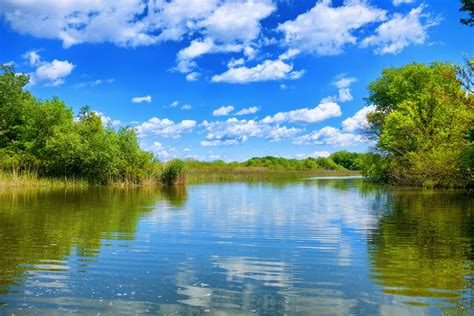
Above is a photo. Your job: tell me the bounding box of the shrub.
[160,160,186,185]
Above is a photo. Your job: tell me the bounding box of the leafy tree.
[362,62,473,187]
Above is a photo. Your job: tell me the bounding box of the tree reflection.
[0,186,188,298]
[368,189,474,309]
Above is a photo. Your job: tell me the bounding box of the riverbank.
[0,169,361,188]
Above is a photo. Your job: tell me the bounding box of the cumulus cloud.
[135,117,196,138]
[235,106,259,115]
[211,59,304,83]
[22,50,74,86]
[199,0,275,43]
[132,95,152,103]
[361,5,440,55]
[213,105,235,116]
[341,105,375,132]
[200,117,301,146]
[293,126,365,146]
[261,102,341,124]
[278,0,387,55]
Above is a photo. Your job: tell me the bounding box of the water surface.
[0,179,472,315]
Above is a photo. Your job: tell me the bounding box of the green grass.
[0,171,89,188]
[187,167,360,183]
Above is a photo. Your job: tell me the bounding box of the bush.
[160,160,186,185]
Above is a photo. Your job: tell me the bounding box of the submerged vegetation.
[360,60,473,188]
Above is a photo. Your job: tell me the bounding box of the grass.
[0,168,361,188]
[186,167,361,183]
[0,171,89,188]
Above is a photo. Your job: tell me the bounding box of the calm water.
[0,179,472,315]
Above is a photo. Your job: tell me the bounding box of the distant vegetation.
[360,60,473,188]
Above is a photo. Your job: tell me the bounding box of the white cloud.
[278,0,386,55]
[235,106,259,115]
[341,105,375,132]
[22,51,74,86]
[296,151,331,159]
[211,59,304,84]
[132,95,152,103]
[227,58,245,68]
[293,126,365,146]
[199,0,275,43]
[135,117,196,138]
[266,126,301,141]
[23,50,41,66]
[181,104,192,110]
[200,117,300,146]
[334,76,357,102]
[262,101,341,124]
[74,78,114,88]
[170,100,179,108]
[36,59,74,81]
[279,48,300,60]
[213,105,234,116]
[94,111,121,128]
[186,72,200,81]
[361,5,439,55]
[393,0,415,6]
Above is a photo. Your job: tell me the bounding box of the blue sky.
[0,0,472,161]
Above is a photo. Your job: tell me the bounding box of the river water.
[0,178,472,315]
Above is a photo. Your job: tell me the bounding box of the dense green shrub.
[160,160,186,185]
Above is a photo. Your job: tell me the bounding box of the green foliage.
[329,151,365,170]
[243,156,343,170]
[0,66,160,184]
[460,0,474,26]
[160,160,186,185]
[362,61,474,187]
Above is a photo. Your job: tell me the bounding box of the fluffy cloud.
[235,106,259,115]
[393,0,415,6]
[361,5,439,55]
[135,117,196,138]
[211,59,304,83]
[22,51,74,86]
[341,105,375,132]
[261,102,341,124]
[334,76,356,102]
[213,105,235,116]
[200,117,301,146]
[132,95,152,103]
[266,126,301,142]
[293,126,365,146]
[199,0,275,43]
[278,0,386,55]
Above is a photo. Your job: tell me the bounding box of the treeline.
[360,60,473,188]
[0,65,161,184]
[184,151,365,171]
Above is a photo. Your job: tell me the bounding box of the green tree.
[362,62,473,187]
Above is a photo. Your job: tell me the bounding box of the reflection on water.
[0,180,472,314]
